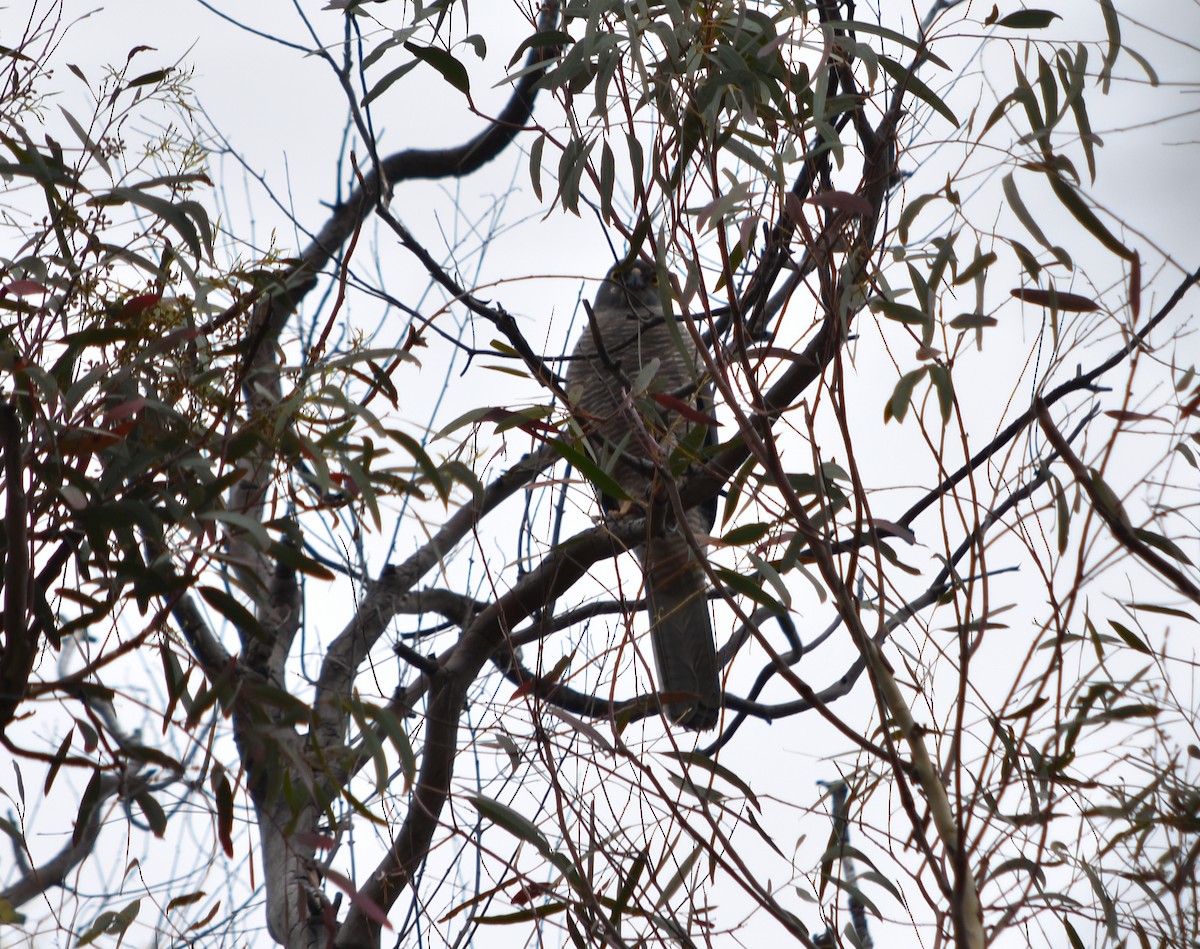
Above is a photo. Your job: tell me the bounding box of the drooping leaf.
[550,438,630,503]
[213,767,235,857]
[403,42,470,95]
[884,369,926,424]
[471,794,555,859]
[362,60,419,107]
[878,55,959,128]
[1010,287,1100,312]
[1097,0,1121,91]
[1046,172,1135,261]
[507,29,573,69]
[996,10,1061,30]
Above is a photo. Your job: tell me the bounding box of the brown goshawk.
[566,260,720,730]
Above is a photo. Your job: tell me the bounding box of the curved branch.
[898,262,1200,530]
[252,1,565,348]
[314,447,559,764]
[334,515,654,948]
[0,773,124,910]
[1037,399,1200,606]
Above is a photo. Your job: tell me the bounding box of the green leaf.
[76,899,141,947]
[134,790,168,837]
[983,856,1048,889]
[714,566,788,614]
[471,794,555,859]
[1124,44,1159,87]
[1002,173,1053,254]
[391,428,451,503]
[825,20,950,69]
[878,55,959,128]
[667,772,725,803]
[507,29,573,69]
[403,42,470,95]
[927,364,954,421]
[747,550,792,610]
[126,68,170,89]
[366,705,416,792]
[898,193,938,244]
[870,297,927,326]
[1133,527,1193,565]
[953,250,997,285]
[73,770,104,847]
[949,313,997,330]
[1109,620,1153,655]
[662,750,760,809]
[655,844,701,909]
[599,140,615,223]
[609,849,649,928]
[362,25,418,71]
[550,438,630,503]
[1126,601,1195,623]
[997,10,1061,30]
[43,729,73,795]
[1054,477,1070,555]
[1010,287,1099,312]
[720,455,755,528]
[199,585,266,641]
[529,133,545,201]
[1097,0,1121,91]
[461,34,486,59]
[362,60,419,107]
[200,509,271,551]
[884,368,926,424]
[557,136,595,215]
[1062,918,1088,949]
[349,698,389,793]
[475,904,569,924]
[89,187,213,262]
[1059,45,1096,182]
[59,107,111,175]
[269,541,336,582]
[721,522,770,546]
[1046,172,1135,261]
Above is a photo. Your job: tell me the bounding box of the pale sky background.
[3,0,1200,946]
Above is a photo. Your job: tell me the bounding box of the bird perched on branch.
[565,259,720,730]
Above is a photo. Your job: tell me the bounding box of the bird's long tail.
[642,534,721,731]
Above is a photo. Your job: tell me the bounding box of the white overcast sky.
[4,0,1200,946]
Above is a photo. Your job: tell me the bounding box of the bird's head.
[594,259,663,313]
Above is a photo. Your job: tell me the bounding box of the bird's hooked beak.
[622,263,652,291]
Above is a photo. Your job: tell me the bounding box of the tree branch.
[0,774,125,911]
[1037,399,1200,606]
[335,515,655,947]
[249,1,565,351]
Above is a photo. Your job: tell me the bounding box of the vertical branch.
[0,403,31,738]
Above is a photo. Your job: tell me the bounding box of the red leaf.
[290,832,336,850]
[1,279,49,297]
[323,870,394,930]
[104,397,146,423]
[1104,410,1164,423]
[512,882,554,905]
[651,393,719,426]
[59,427,122,455]
[118,293,162,319]
[806,190,873,216]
